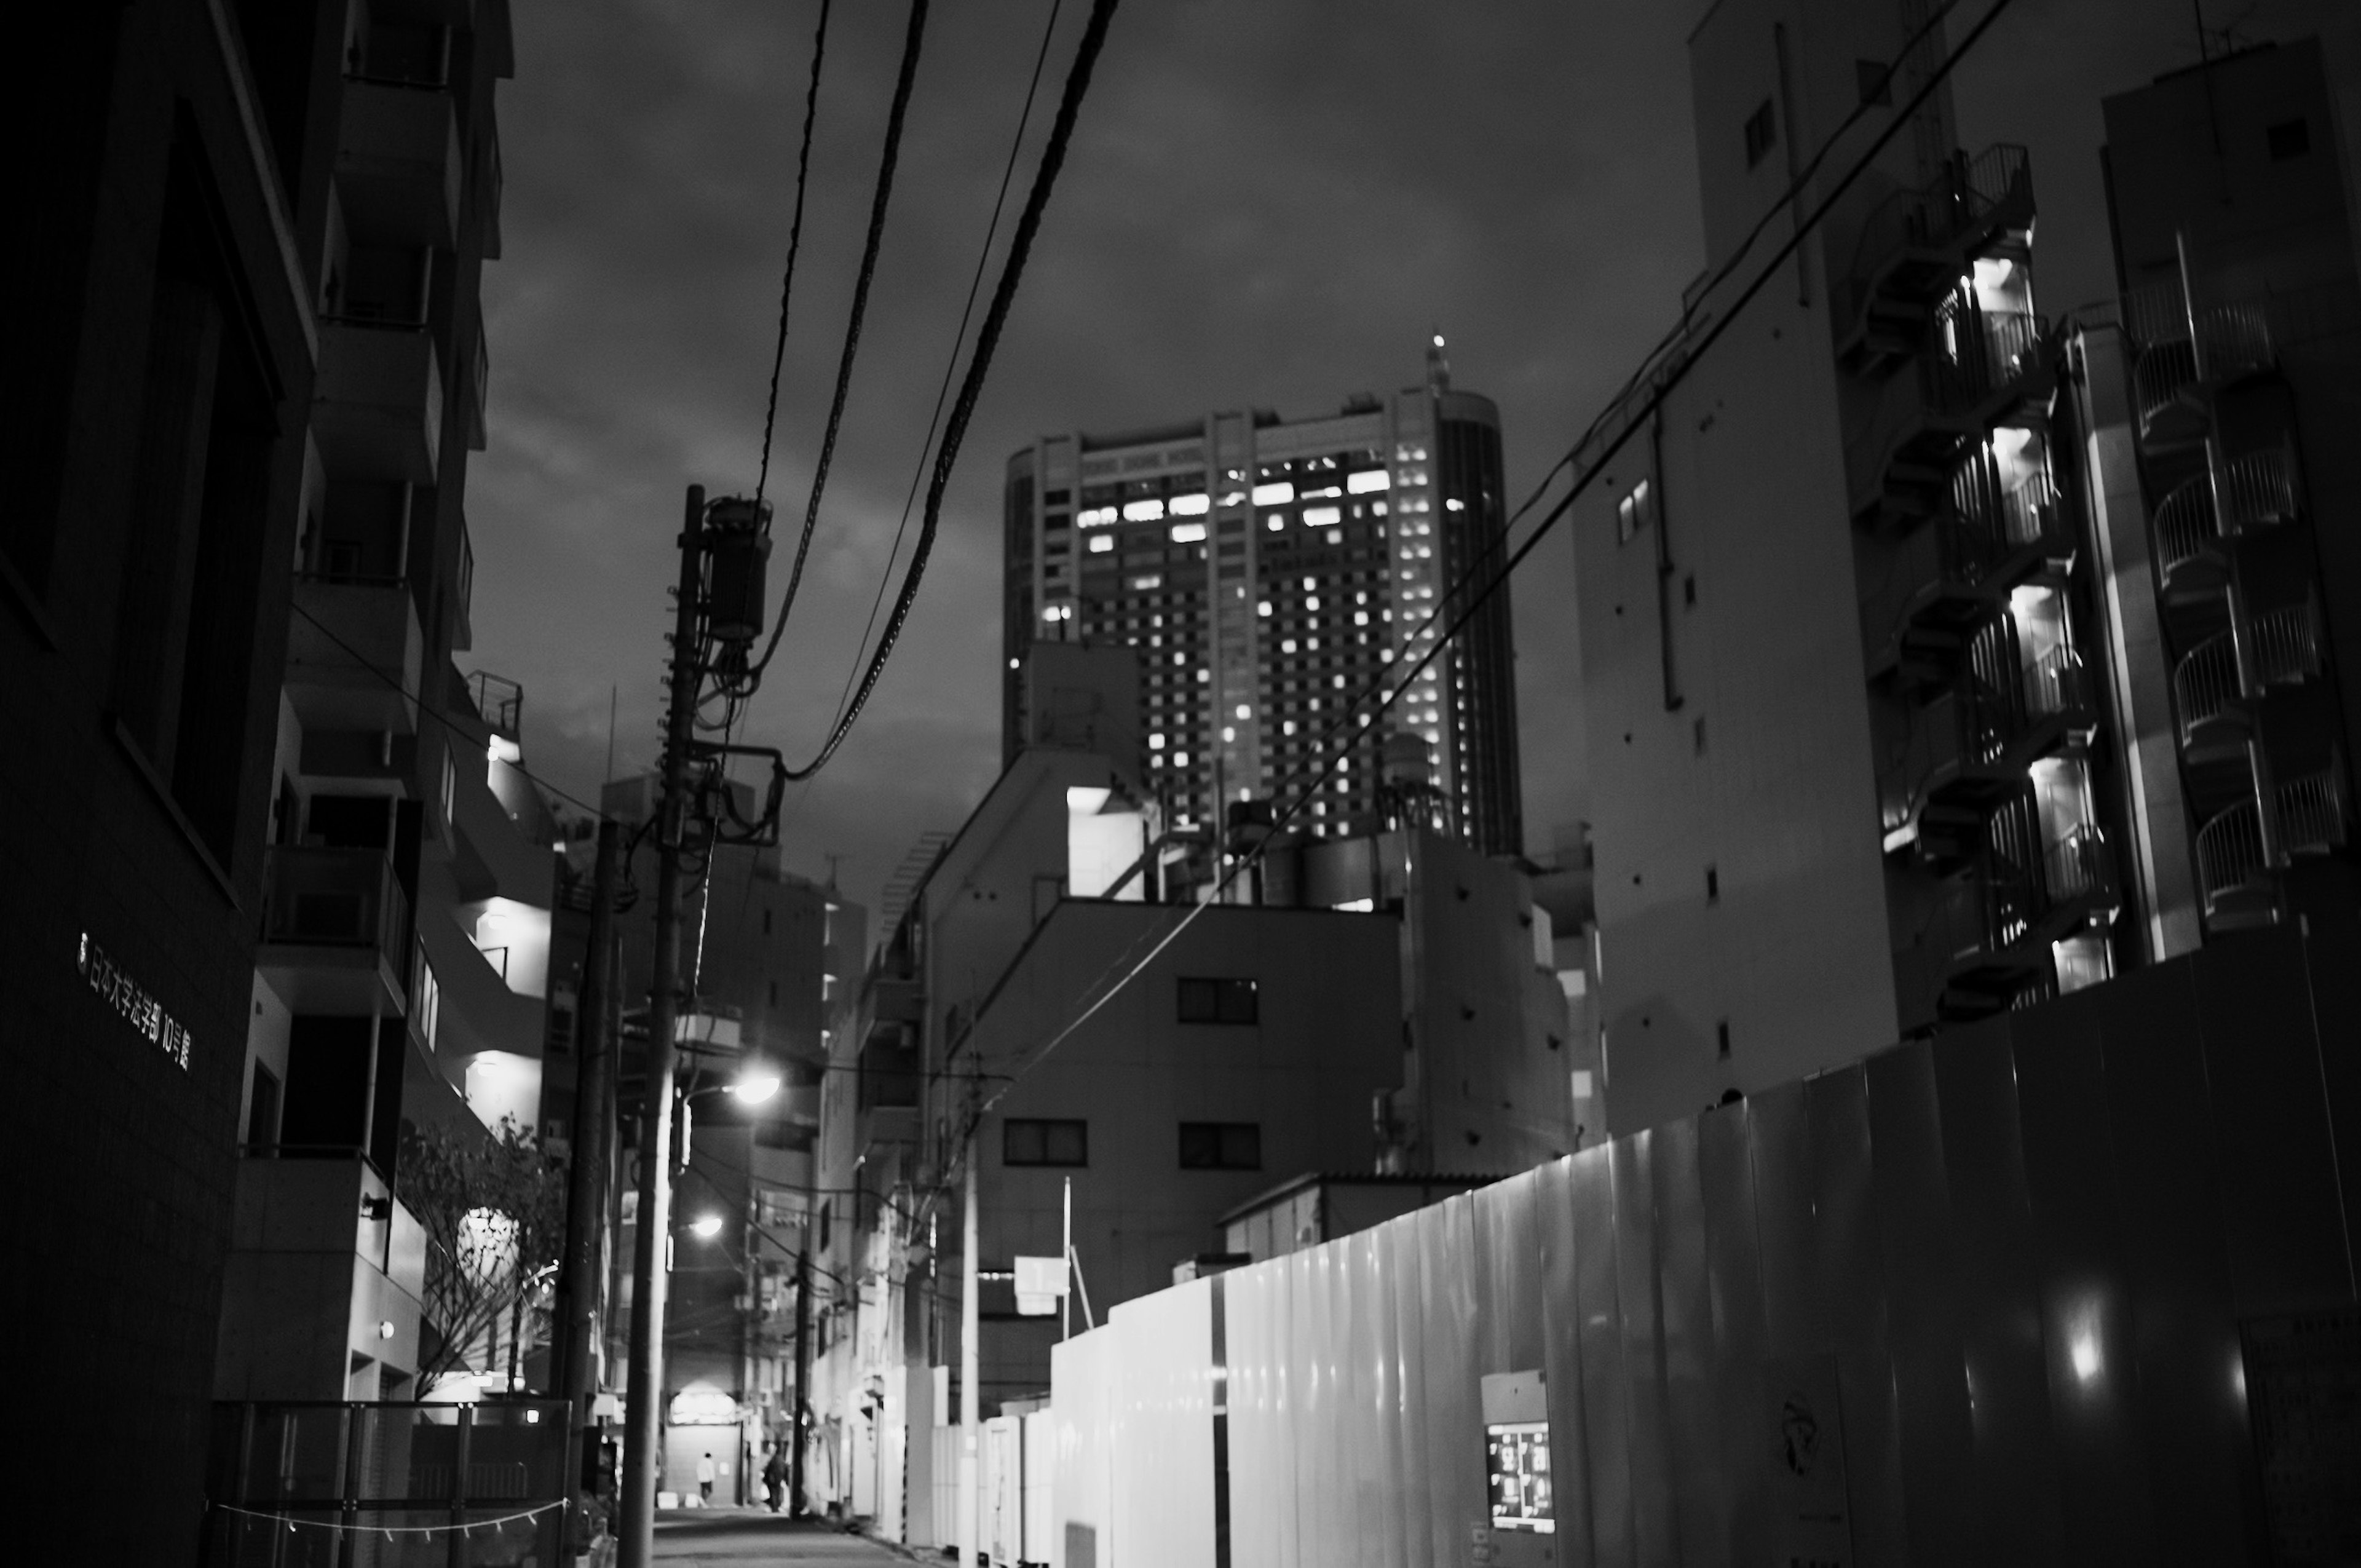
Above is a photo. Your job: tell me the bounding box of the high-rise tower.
[1001,347,1523,855]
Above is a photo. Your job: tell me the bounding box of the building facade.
[1573,3,2361,1133]
[212,0,532,1408]
[1002,345,1524,856]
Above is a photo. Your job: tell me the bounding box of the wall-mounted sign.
[668,1388,741,1426]
[1479,1370,1554,1566]
[79,932,191,1071]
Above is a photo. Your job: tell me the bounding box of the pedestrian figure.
[697,1451,716,1505]
[762,1444,785,1513]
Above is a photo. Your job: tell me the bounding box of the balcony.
[2130,301,2275,449]
[1867,470,2068,687]
[312,320,443,485]
[1837,145,2035,375]
[1886,646,2094,873]
[2173,602,2324,758]
[284,574,423,735]
[1932,825,2118,1020]
[1852,306,2050,531]
[2151,446,2303,600]
[2195,764,2349,929]
[257,846,411,1014]
[334,79,461,247]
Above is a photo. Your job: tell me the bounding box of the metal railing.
[2133,304,2276,435]
[2196,797,2268,912]
[2043,824,2116,908]
[2024,644,2093,721]
[1840,144,2032,323]
[1998,472,2061,550]
[2152,473,2219,582]
[2252,601,2326,688]
[1924,304,2047,414]
[466,670,523,734]
[261,847,409,969]
[2280,766,2347,857]
[2173,630,2242,742]
[2218,445,2301,531]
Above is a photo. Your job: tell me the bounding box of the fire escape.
[1848,146,2120,1020]
[2131,285,2347,930]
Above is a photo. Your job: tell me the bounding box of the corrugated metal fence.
[1051,927,2361,1567]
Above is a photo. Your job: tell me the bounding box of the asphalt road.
[651,1511,918,1566]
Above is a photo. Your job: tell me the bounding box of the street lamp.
[688,1213,725,1240]
[729,1071,782,1105]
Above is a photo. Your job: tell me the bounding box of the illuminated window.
[1347,470,1389,494]
[1088,534,1113,553]
[1169,521,1207,543]
[1252,481,1294,506]
[1304,506,1342,528]
[1168,493,1211,516]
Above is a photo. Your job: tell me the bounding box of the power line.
[828,0,1070,737]
[742,0,935,689]
[964,0,2018,1120]
[783,0,1124,782]
[751,0,835,518]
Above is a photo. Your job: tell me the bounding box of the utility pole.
[619,486,707,1568]
[957,1071,981,1567]
[556,820,622,1557]
[789,1242,812,1516]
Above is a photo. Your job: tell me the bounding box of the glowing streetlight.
[688,1213,724,1240]
[729,1071,782,1105]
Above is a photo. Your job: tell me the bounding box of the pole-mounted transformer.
[702,497,773,645]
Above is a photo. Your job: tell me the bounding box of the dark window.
[1854,59,1891,106]
[762,908,773,935]
[1177,976,1259,1024]
[1717,1020,1732,1059]
[1744,100,1778,168]
[1004,1118,1088,1168]
[1179,1122,1261,1170]
[818,1201,831,1250]
[2268,118,2311,160]
[1706,865,1720,903]
[245,1063,280,1150]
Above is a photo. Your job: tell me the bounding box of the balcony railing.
[1838,145,2033,362]
[2023,644,2094,724]
[466,670,523,734]
[262,846,410,971]
[2173,603,2323,748]
[2281,764,2349,857]
[313,319,443,485]
[2196,797,2269,918]
[2131,301,2276,445]
[2218,444,2301,531]
[2042,824,2117,910]
[2153,473,2222,590]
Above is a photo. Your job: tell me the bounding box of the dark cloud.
[470,0,2359,922]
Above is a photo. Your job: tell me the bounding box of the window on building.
[1616,478,1654,544]
[1179,1122,1261,1170]
[1744,100,1778,168]
[2268,117,2311,160]
[1177,976,1259,1024]
[1003,1118,1088,1167]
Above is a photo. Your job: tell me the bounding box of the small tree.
[400,1118,568,1395]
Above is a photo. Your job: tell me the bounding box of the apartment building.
[1002,344,1524,857]
[0,0,516,1554]
[1573,2,2361,1133]
[210,0,543,1409]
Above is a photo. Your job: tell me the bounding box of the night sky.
[467,0,2358,924]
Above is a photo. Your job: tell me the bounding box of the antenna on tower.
[1426,330,1451,392]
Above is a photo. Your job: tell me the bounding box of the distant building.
[802,634,1579,1529]
[1001,344,1524,855]
[579,772,864,1502]
[1568,7,2361,1132]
